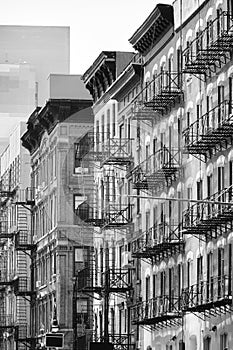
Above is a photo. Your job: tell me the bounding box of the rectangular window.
[101,114,105,143]
[220,333,228,350]
[107,109,110,137]
[112,104,116,137]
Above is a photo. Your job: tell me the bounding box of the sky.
[0,0,173,74]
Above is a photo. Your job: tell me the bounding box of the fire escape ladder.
[183,100,233,160]
[131,146,181,191]
[132,223,184,262]
[101,138,133,167]
[182,184,233,237]
[132,71,183,121]
[182,11,233,79]
[76,267,132,297]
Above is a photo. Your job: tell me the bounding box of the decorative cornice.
[129,4,174,55]
[109,63,143,101]
[21,99,92,154]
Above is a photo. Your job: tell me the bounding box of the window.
[178,264,183,307]
[218,85,225,123]
[74,248,84,275]
[153,274,156,298]
[220,333,228,350]
[187,260,192,289]
[110,308,115,337]
[207,252,213,300]
[76,298,88,326]
[101,114,105,143]
[136,189,140,215]
[160,270,166,296]
[229,244,232,295]
[74,144,82,172]
[146,276,150,301]
[168,267,174,309]
[229,77,233,112]
[107,109,110,137]
[96,121,100,152]
[112,104,116,138]
[218,247,225,297]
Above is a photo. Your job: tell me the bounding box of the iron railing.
[132,223,184,259]
[130,147,181,190]
[182,275,231,311]
[183,185,233,235]
[183,11,233,76]
[131,295,181,325]
[183,100,233,158]
[132,71,183,120]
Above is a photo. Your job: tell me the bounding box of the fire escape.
[182,275,232,317]
[0,185,36,350]
[183,100,233,161]
[182,185,233,239]
[131,217,183,330]
[132,71,183,122]
[181,180,233,315]
[74,131,135,350]
[76,133,133,229]
[131,223,184,263]
[130,146,182,193]
[76,265,134,350]
[182,11,233,80]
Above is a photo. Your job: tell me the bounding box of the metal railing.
[131,295,180,324]
[76,202,132,227]
[76,268,132,293]
[182,275,231,310]
[132,223,183,256]
[183,100,233,150]
[100,138,133,166]
[183,11,233,71]
[131,147,181,188]
[183,185,233,232]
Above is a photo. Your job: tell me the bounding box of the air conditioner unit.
[36,280,41,288]
[136,340,141,349]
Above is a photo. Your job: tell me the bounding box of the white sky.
[0,0,173,74]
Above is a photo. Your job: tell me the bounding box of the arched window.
[203,337,211,350]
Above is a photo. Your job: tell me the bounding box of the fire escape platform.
[183,297,232,314]
[132,313,182,326]
[132,241,184,259]
[182,12,233,78]
[132,71,183,121]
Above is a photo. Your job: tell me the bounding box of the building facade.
[77,1,233,350]
[0,75,94,350]
[0,122,33,350]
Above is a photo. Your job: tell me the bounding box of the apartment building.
[0,122,33,350]
[20,75,94,350]
[77,1,233,350]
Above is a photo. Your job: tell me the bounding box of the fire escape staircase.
[182,11,233,79]
[76,202,133,228]
[76,267,132,297]
[183,100,233,161]
[131,223,184,263]
[182,185,233,239]
[132,71,183,121]
[130,147,182,192]
[100,138,133,168]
